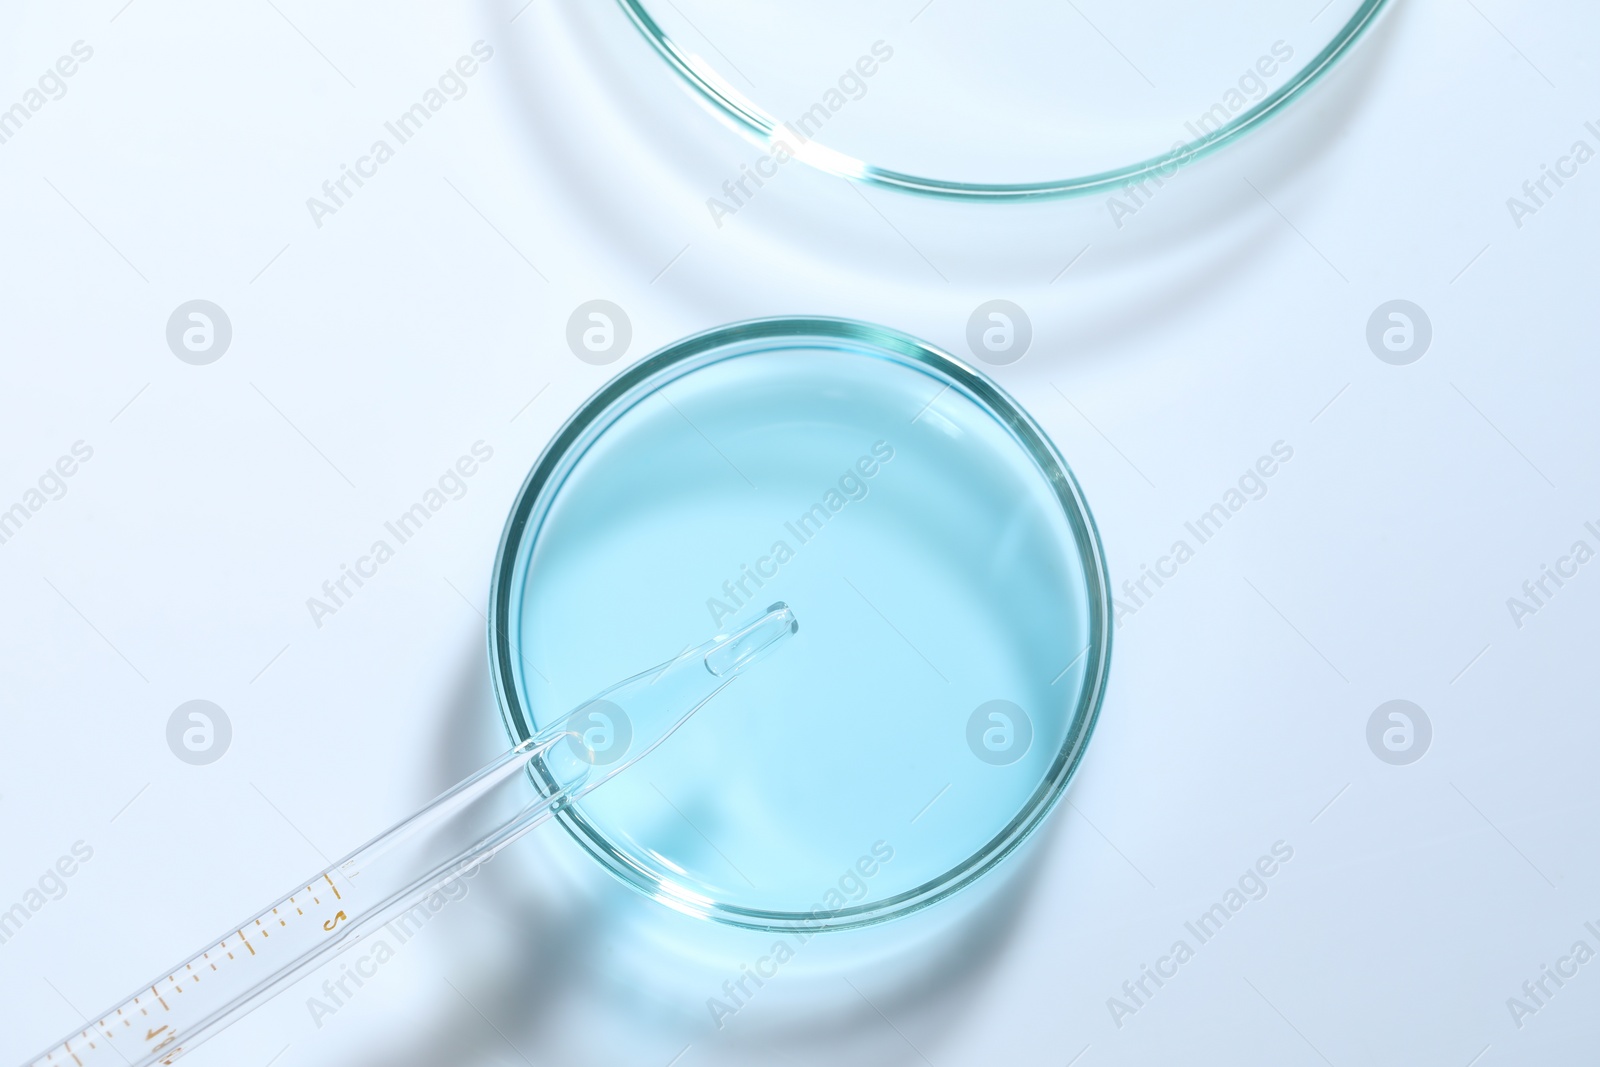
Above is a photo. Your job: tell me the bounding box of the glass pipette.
[21,603,798,1067]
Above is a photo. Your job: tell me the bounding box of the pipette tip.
[705,602,798,677]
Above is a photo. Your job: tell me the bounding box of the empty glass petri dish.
[489,318,1112,930]
[617,0,1392,199]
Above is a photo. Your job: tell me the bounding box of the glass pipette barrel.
[20,603,798,1067]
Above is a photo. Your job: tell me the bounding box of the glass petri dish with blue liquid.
[490,318,1111,930]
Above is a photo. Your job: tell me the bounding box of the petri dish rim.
[487,317,1114,931]
[614,0,1394,202]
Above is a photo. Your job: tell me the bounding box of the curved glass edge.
[615,0,1394,202]
[487,317,1114,931]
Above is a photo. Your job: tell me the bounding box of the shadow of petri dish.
[489,318,1112,931]
[614,0,1394,200]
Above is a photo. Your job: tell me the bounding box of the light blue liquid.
[515,344,1093,916]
